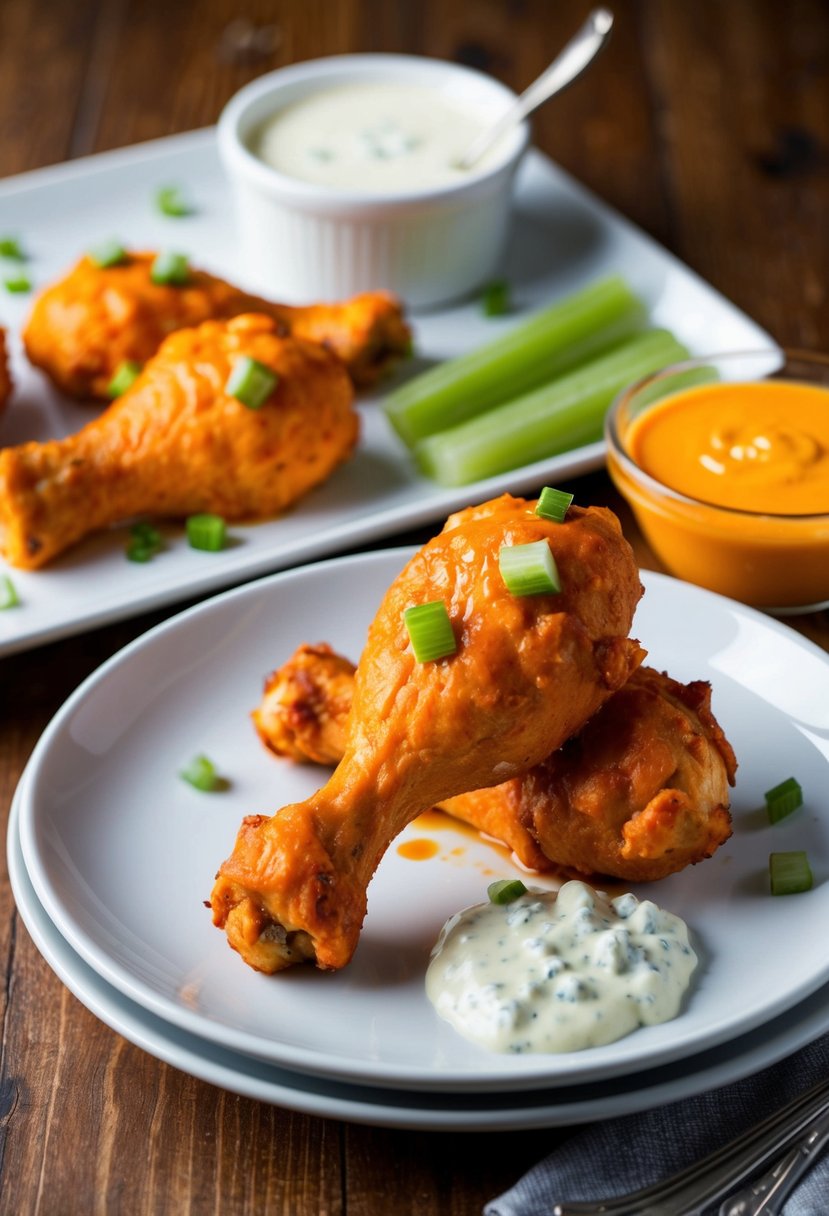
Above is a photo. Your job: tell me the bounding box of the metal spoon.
[455,8,614,171]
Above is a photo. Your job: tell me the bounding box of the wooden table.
[1,2,828,1212]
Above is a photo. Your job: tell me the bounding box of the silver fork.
[550,1073,829,1216]
[718,1101,829,1216]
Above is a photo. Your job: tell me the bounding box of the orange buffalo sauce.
[608,379,829,609]
[628,382,829,514]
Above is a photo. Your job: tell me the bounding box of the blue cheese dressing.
[253,83,513,193]
[425,880,697,1054]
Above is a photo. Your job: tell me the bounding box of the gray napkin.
[485,1036,829,1216]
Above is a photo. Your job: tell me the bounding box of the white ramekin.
[217,54,530,309]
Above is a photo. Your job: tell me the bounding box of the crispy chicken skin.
[0,314,357,569]
[211,495,644,972]
[0,327,10,415]
[517,666,735,881]
[251,642,552,867]
[254,648,736,881]
[22,251,410,397]
[252,643,356,766]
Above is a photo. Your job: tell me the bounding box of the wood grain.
[0,2,827,1213]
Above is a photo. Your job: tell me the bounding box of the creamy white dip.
[253,83,511,193]
[426,880,697,1054]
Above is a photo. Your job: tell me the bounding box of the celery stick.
[416,329,689,487]
[385,275,647,446]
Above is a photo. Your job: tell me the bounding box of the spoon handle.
[456,7,614,171]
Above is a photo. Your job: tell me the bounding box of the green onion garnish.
[535,486,573,523]
[107,360,142,398]
[769,851,813,896]
[482,279,510,317]
[0,575,20,609]
[225,356,278,410]
[89,240,127,268]
[499,540,561,597]
[186,513,226,552]
[765,777,803,824]
[3,276,31,294]
[150,251,190,286]
[403,600,457,663]
[126,521,163,562]
[488,879,527,905]
[179,754,225,792]
[0,237,25,260]
[155,185,193,218]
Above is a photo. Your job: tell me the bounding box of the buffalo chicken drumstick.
[23,251,410,398]
[0,314,357,568]
[254,647,735,882]
[211,494,644,972]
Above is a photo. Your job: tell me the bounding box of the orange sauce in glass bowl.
[607,376,829,611]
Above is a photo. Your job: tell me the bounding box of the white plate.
[9,772,829,1131]
[0,128,771,657]
[17,549,829,1092]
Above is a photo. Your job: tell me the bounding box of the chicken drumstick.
[254,647,735,881]
[211,494,644,972]
[23,251,410,398]
[0,314,357,568]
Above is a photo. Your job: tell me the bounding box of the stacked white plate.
[10,551,829,1130]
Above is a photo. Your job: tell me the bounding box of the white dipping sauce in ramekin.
[254,83,506,193]
[426,881,698,1055]
[218,54,529,306]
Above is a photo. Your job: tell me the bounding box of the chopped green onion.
[126,521,163,562]
[482,279,510,317]
[155,185,193,218]
[488,879,527,905]
[0,575,20,609]
[499,540,561,597]
[769,851,813,895]
[225,356,278,409]
[384,275,647,446]
[89,240,127,268]
[150,251,190,285]
[107,360,142,398]
[0,237,25,260]
[131,521,162,544]
[179,754,225,792]
[416,328,690,486]
[403,600,456,663]
[535,486,573,523]
[3,276,31,294]
[186,513,226,552]
[765,777,803,824]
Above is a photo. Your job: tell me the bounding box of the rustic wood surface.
[1,1,828,1212]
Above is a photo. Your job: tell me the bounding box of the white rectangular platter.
[0,128,771,657]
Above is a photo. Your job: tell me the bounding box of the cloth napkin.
[485,1035,829,1216]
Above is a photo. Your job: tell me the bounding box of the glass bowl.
[605,349,829,614]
